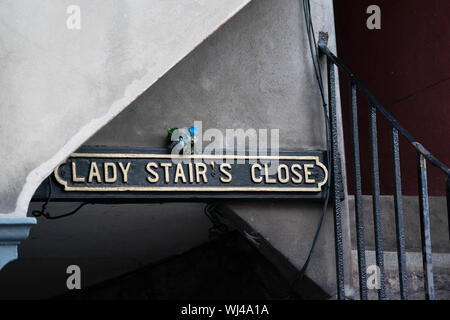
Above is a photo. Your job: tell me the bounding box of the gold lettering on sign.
[195,163,208,183]
[174,163,187,183]
[277,164,290,184]
[264,164,276,184]
[219,163,232,183]
[88,162,102,183]
[160,163,172,184]
[71,162,85,183]
[146,162,159,183]
[118,162,131,183]
[291,164,303,184]
[188,163,194,183]
[251,164,263,183]
[304,164,315,184]
[104,162,117,183]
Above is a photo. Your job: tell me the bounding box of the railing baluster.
[349,82,367,300]
[368,103,386,299]
[417,153,435,300]
[327,57,345,300]
[318,41,449,301]
[446,178,450,241]
[390,127,408,299]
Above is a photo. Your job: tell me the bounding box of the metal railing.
[318,35,450,300]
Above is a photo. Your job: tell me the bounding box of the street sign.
[33,146,328,202]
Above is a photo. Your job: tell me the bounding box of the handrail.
[318,38,450,177]
[318,32,449,300]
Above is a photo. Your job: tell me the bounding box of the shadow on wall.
[56,231,302,300]
[0,202,211,299]
[87,0,327,151]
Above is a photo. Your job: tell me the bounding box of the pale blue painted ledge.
[0,217,36,270]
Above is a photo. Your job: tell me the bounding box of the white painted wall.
[0,0,250,217]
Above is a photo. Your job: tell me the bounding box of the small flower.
[188,126,198,136]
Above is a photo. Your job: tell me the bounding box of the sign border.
[54,153,328,192]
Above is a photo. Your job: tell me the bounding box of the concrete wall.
[348,196,450,253]
[90,0,327,150]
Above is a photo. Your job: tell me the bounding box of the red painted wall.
[333,0,450,195]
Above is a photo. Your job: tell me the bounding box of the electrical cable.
[32,177,92,220]
[303,0,327,109]
[292,0,332,286]
[204,203,229,239]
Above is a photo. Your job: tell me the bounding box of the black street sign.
[33,146,329,202]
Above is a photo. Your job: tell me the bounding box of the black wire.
[291,187,330,287]
[303,0,331,160]
[32,177,92,220]
[291,0,332,286]
[303,0,327,109]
